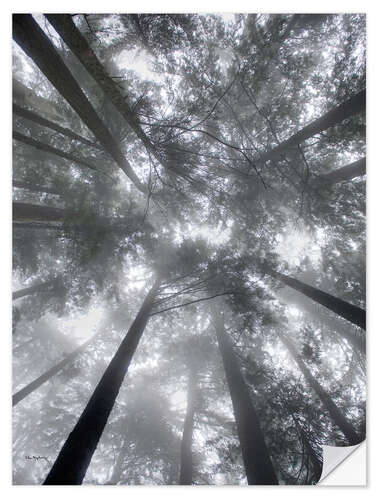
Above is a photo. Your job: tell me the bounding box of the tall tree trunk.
[13,14,146,193]
[13,222,65,231]
[107,438,127,484]
[13,130,111,180]
[13,278,57,300]
[43,278,160,485]
[211,307,278,485]
[179,368,197,485]
[273,271,366,331]
[13,77,64,123]
[319,157,366,184]
[13,179,62,196]
[258,90,365,164]
[13,103,101,149]
[13,334,95,406]
[280,334,361,445]
[45,14,167,171]
[291,414,322,483]
[13,202,66,223]
[13,202,133,234]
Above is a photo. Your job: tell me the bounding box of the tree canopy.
[12,13,365,485]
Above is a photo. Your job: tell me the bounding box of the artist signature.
[25,455,48,461]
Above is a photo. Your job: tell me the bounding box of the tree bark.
[319,157,366,184]
[280,334,361,445]
[13,179,62,196]
[290,414,322,483]
[211,307,278,485]
[13,278,57,300]
[13,335,95,406]
[13,130,111,180]
[179,368,197,485]
[13,14,146,193]
[258,90,365,164]
[13,102,101,149]
[107,438,127,484]
[13,202,66,223]
[45,14,166,171]
[274,271,366,331]
[43,278,160,485]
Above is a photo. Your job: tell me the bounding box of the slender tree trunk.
[43,278,161,485]
[13,202,66,223]
[13,338,34,355]
[13,179,61,196]
[258,90,365,164]
[13,130,111,180]
[298,425,322,483]
[13,202,133,233]
[290,414,322,483]
[13,14,146,193]
[13,77,64,123]
[280,334,361,445]
[273,271,366,331]
[13,278,57,300]
[13,335,95,406]
[13,222,65,231]
[319,157,366,184]
[13,103,101,149]
[179,368,197,485]
[107,438,127,484]
[211,307,278,485]
[45,14,166,171]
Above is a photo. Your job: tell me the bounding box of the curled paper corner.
[318,440,366,486]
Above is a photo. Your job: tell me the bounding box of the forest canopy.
[12,13,366,485]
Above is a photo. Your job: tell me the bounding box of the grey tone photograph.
[12,13,366,485]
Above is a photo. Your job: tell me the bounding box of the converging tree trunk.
[258,90,365,164]
[13,102,101,149]
[179,368,197,485]
[13,278,58,300]
[291,414,322,483]
[13,334,96,406]
[107,438,127,485]
[13,179,62,196]
[211,307,278,485]
[13,202,66,223]
[319,157,366,184]
[43,278,161,485]
[273,271,366,331]
[280,333,361,445]
[13,130,111,180]
[45,14,166,170]
[13,14,146,193]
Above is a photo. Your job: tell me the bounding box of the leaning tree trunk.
[298,424,323,484]
[258,90,365,164]
[13,202,67,224]
[280,334,361,445]
[13,130,111,180]
[43,278,161,485]
[13,334,96,406]
[319,157,366,184]
[45,16,162,160]
[13,179,62,196]
[211,307,278,485]
[13,202,127,231]
[179,368,197,485]
[290,413,322,483]
[273,271,366,331]
[13,14,145,193]
[107,438,127,485]
[13,103,101,149]
[13,278,57,300]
